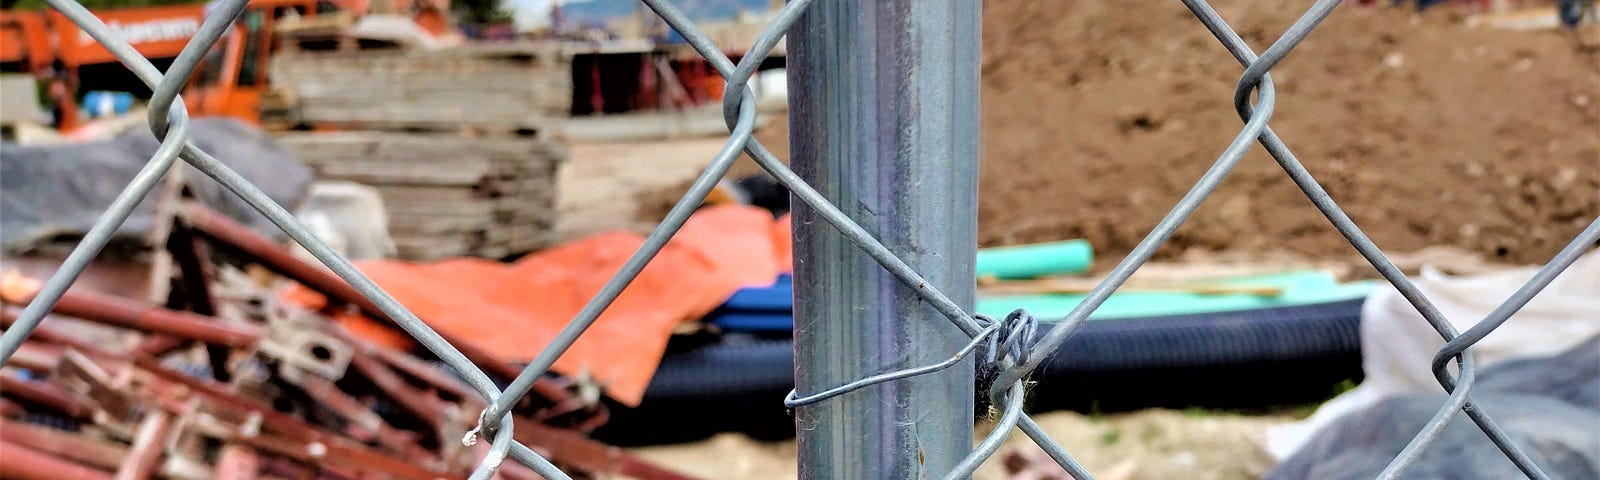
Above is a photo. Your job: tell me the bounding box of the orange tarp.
[283,205,794,406]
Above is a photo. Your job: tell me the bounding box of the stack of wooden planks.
[267,40,575,261]
[268,44,572,133]
[276,131,566,261]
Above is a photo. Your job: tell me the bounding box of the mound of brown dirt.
[739,1,1598,267]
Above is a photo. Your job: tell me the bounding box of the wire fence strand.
[0,0,1593,478]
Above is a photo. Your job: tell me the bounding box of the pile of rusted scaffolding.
[0,200,696,480]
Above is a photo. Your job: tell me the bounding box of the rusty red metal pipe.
[133,334,191,358]
[214,444,261,480]
[287,374,434,459]
[0,374,96,420]
[0,420,128,471]
[255,456,360,480]
[373,347,479,402]
[0,398,21,416]
[5,312,103,354]
[113,409,174,480]
[256,456,320,480]
[10,341,63,372]
[236,431,448,480]
[166,221,231,382]
[2,314,130,379]
[1,274,261,349]
[0,438,115,480]
[345,353,448,430]
[0,204,701,480]
[132,356,456,479]
[8,304,668,480]
[177,201,581,406]
[35,344,424,475]
[512,417,699,480]
[175,203,708,477]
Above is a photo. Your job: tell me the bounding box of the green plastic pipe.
[976,270,1378,320]
[976,239,1094,280]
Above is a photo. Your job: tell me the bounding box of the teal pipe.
[975,239,1093,280]
[976,271,1377,320]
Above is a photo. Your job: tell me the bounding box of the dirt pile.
[743,1,1598,266]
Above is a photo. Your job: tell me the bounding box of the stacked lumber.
[267,44,571,133]
[276,131,566,261]
[266,41,576,261]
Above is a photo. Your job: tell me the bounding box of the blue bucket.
[82,90,134,118]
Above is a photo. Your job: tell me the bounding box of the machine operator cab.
[187,0,328,124]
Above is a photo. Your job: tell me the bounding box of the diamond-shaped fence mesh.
[1,0,1596,478]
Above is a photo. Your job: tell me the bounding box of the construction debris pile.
[278,132,567,261]
[0,200,695,480]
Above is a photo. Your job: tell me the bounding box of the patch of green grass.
[1099,427,1123,446]
[1217,378,1365,421]
[1141,424,1164,443]
[1281,378,1365,419]
[1179,405,1258,418]
[1181,406,1217,418]
[1331,378,1360,396]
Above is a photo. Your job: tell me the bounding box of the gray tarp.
[1,118,313,254]
[1267,334,1600,480]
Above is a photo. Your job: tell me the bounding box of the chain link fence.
[2,0,1597,479]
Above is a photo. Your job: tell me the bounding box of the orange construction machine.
[0,0,450,133]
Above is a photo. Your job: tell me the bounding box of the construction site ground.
[550,1,1600,478]
[630,409,1296,480]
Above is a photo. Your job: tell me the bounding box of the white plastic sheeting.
[1266,249,1600,461]
[290,181,397,263]
[1,118,312,254]
[347,14,445,49]
[751,68,787,112]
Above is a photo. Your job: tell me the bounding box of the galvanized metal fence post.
[788,0,982,478]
